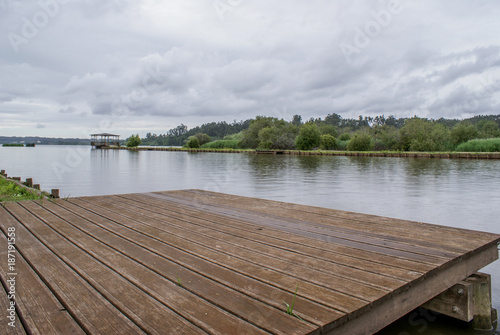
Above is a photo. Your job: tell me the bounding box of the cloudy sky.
[1,0,499,138]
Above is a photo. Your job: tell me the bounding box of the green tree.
[371,125,398,150]
[238,116,278,149]
[291,115,302,126]
[477,120,500,138]
[318,124,338,137]
[257,121,298,149]
[347,132,374,151]
[339,133,351,141]
[194,133,211,146]
[450,122,478,146]
[320,134,337,150]
[186,136,200,148]
[295,123,321,150]
[126,134,141,147]
[397,118,450,152]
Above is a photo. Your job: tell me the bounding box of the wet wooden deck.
[1,190,499,334]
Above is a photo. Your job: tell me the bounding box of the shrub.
[194,133,211,146]
[320,134,337,150]
[336,140,348,151]
[347,132,374,151]
[295,123,321,150]
[186,136,200,148]
[339,133,351,141]
[201,140,239,149]
[456,138,500,152]
[126,134,141,147]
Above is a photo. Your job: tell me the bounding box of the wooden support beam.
[422,272,497,331]
[422,281,473,322]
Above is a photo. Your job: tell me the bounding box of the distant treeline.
[142,119,253,146]
[0,136,91,146]
[141,114,500,152]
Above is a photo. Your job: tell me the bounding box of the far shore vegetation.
[137,114,500,153]
[0,177,44,202]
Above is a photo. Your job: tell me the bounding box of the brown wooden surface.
[0,190,499,334]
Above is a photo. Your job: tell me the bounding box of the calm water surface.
[1,145,499,334]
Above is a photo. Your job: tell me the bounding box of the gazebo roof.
[90,133,120,137]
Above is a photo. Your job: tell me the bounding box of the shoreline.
[0,171,58,201]
[114,147,500,160]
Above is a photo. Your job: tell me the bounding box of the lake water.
[1,145,499,334]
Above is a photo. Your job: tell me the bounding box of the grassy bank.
[2,143,24,147]
[119,146,500,159]
[201,140,239,149]
[456,138,500,152]
[0,176,44,202]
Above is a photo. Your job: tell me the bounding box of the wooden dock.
[1,190,499,334]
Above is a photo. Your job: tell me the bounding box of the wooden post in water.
[0,170,5,176]
[25,178,33,187]
[468,273,495,331]
[422,272,497,331]
[33,184,40,190]
[51,189,60,199]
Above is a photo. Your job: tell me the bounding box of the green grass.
[200,140,239,149]
[0,177,43,202]
[455,138,500,152]
[2,143,24,147]
[283,283,302,320]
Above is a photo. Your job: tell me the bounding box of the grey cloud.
[1,0,500,137]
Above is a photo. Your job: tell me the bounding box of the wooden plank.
[87,195,431,278]
[70,196,375,311]
[127,193,451,265]
[177,189,494,250]
[1,203,170,334]
[0,232,85,335]
[179,189,495,250]
[140,192,457,262]
[117,193,443,266]
[81,194,436,274]
[76,195,405,291]
[0,278,26,335]
[19,200,313,335]
[57,198,345,327]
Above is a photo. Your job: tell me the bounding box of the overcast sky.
[1,0,499,138]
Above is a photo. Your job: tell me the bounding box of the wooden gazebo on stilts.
[90,133,120,149]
